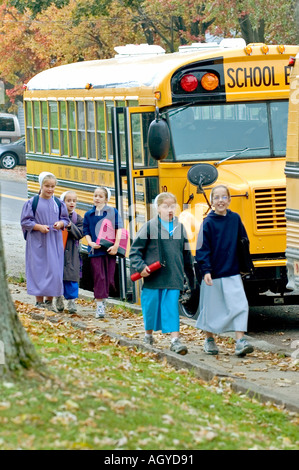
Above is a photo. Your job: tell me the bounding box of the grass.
[0,312,298,450]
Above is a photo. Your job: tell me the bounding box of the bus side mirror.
[187,163,219,190]
[148,111,170,161]
[187,164,218,210]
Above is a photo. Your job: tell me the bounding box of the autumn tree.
[8,0,69,16]
[1,0,298,109]
[34,0,143,61]
[67,0,298,51]
[0,3,52,109]
[295,0,299,40]
[204,0,298,45]
[6,0,299,53]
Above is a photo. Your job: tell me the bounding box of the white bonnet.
[59,190,73,202]
[153,192,177,209]
[153,194,160,209]
[104,187,111,201]
[38,171,56,187]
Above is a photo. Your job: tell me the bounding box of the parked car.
[0,137,25,169]
[0,113,21,144]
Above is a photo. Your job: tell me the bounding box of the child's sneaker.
[170,338,188,355]
[44,300,54,311]
[35,302,45,309]
[144,334,154,345]
[204,337,219,355]
[95,302,105,319]
[56,296,64,312]
[67,299,77,313]
[235,338,254,357]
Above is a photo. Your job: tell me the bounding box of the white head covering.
[104,187,111,201]
[153,194,160,209]
[60,191,69,202]
[38,171,56,187]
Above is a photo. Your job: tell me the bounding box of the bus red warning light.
[180,74,198,92]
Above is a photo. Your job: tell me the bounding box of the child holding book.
[129,192,195,354]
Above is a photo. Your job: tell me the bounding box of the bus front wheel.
[179,285,200,319]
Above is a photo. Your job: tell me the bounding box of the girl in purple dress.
[20,172,69,309]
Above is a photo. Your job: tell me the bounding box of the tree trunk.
[0,206,43,379]
[238,13,265,43]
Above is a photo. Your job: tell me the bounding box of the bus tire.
[179,286,200,319]
[179,301,199,319]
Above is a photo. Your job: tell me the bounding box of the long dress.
[20,196,70,297]
[195,209,249,334]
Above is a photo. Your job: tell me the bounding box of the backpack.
[23,195,62,240]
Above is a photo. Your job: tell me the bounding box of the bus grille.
[254,188,286,231]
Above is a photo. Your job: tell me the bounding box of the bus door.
[111,106,159,303]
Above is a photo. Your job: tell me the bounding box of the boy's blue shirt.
[159,217,174,236]
[196,209,248,279]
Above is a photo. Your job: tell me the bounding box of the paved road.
[0,178,27,223]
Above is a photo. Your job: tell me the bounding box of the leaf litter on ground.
[0,300,298,450]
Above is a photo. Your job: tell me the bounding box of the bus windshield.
[168,101,288,162]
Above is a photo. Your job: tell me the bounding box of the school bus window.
[25,101,33,152]
[201,106,210,120]
[131,113,143,166]
[60,101,68,156]
[41,101,49,154]
[142,113,159,167]
[212,106,221,119]
[131,112,158,168]
[127,100,138,107]
[116,100,125,108]
[271,101,288,156]
[49,101,59,154]
[67,101,77,157]
[223,105,234,120]
[105,101,114,160]
[77,101,87,158]
[237,104,247,120]
[248,106,259,120]
[86,100,96,160]
[134,176,159,224]
[169,103,273,162]
[117,112,127,166]
[96,101,106,161]
[33,101,41,153]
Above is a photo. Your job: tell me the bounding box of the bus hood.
[215,158,286,190]
[180,158,286,252]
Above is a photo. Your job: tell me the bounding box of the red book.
[131,261,162,281]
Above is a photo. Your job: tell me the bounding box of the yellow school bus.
[285,52,299,292]
[23,40,299,306]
